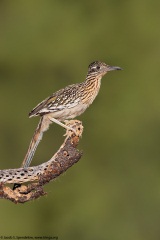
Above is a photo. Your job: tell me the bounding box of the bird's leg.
[48,117,76,134]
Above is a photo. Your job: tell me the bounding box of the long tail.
[21,116,51,168]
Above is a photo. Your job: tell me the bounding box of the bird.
[21,61,122,169]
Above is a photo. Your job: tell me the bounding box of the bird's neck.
[84,73,102,90]
[82,74,102,105]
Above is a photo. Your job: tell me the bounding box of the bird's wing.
[29,84,81,117]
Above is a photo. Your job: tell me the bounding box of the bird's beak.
[106,65,122,72]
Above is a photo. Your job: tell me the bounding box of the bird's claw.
[64,120,83,137]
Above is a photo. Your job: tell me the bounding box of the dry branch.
[0,120,83,204]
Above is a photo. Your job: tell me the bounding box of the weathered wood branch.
[0,120,83,204]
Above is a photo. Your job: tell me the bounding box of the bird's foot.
[64,120,83,137]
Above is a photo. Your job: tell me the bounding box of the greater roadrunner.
[21,61,122,169]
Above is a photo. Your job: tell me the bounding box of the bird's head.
[88,61,122,77]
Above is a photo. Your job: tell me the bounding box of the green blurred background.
[0,0,160,239]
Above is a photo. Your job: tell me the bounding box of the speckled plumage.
[21,61,122,169]
[29,62,112,120]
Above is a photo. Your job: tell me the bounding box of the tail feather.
[21,116,51,168]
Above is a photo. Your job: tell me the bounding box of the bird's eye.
[91,66,100,72]
[96,66,100,70]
